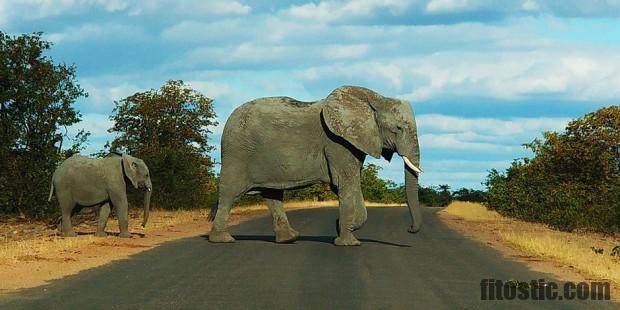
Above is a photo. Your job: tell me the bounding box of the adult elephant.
[209,86,422,246]
[49,153,152,238]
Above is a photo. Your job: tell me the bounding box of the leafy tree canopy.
[0,32,87,218]
[108,80,218,209]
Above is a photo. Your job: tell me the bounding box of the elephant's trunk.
[142,187,151,227]
[405,163,422,233]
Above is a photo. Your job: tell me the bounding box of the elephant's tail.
[48,180,54,202]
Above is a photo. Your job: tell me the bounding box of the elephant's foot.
[94,231,108,237]
[334,234,361,246]
[275,228,299,243]
[119,232,132,238]
[408,224,421,233]
[209,230,235,243]
[62,230,77,237]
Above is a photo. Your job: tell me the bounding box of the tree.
[284,183,336,202]
[452,188,486,202]
[419,184,453,207]
[361,163,394,201]
[108,80,218,209]
[0,32,88,218]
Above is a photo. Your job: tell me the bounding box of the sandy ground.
[438,204,620,301]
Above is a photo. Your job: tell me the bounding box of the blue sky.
[3,0,619,189]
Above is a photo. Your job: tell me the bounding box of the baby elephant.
[48,153,152,237]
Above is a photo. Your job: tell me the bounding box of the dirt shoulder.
[438,201,620,301]
[0,208,269,293]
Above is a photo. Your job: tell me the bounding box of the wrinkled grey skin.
[210,86,422,246]
[48,153,152,238]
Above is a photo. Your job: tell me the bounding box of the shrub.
[486,106,620,232]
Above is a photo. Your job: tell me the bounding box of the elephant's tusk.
[147,187,152,192]
[402,156,423,174]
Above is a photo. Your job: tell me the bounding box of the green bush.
[486,106,620,232]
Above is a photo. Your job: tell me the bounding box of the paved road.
[1,208,616,309]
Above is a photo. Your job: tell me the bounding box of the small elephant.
[209,85,422,246]
[48,153,152,238]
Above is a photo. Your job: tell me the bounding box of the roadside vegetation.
[485,106,620,232]
[441,202,620,292]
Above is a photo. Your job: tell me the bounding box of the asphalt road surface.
[1,207,616,309]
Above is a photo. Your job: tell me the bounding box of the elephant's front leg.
[334,175,366,246]
[110,192,131,238]
[95,203,111,237]
[262,189,299,243]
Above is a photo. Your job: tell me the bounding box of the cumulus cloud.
[185,81,232,100]
[0,0,250,25]
[66,113,115,155]
[419,133,518,152]
[74,113,114,137]
[417,114,569,136]
[47,23,144,43]
[0,0,129,21]
[80,78,142,112]
[300,48,620,102]
[425,0,471,13]
[179,42,377,69]
[284,0,410,23]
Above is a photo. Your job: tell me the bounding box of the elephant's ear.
[322,86,382,158]
[122,154,139,189]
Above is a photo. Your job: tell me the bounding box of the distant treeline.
[485,106,620,232]
[237,163,486,207]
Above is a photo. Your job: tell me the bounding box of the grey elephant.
[48,153,152,237]
[209,85,422,246]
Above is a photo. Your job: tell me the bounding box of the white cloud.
[47,23,144,43]
[425,0,470,13]
[81,79,141,112]
[0,0,250,26]
[301,48,620,102]
[75,113,114,137]
[186,81,232,100]
[284,0,410,23]
[185,1,251,15]
[0,0,129,20]
[322,44,369,59]
[181,42,379,69]
[417,114,569,136]
[424,159,512,170]
[521,0,539,11]
[416,114,569,154]
[419,133,517,152]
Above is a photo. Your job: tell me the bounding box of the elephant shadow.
[201,234,411,247]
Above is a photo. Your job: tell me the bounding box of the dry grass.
[441,201,620,287]
[441,201,503,221]
[0,208,210,265]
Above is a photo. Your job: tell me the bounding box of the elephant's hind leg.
[58,194,77,237]
[209,187,240,243]
[95,203,111,237]
[262,189,299,243]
